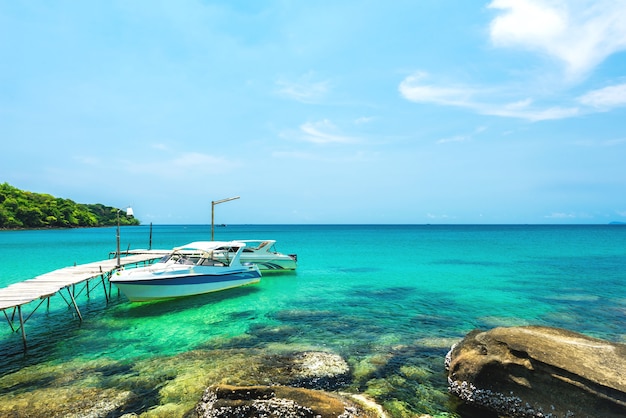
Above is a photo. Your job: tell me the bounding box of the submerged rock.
[0,348,379,417]
[0,386,136,418]
[265,351,351,390]
[194,384,381,417]
[284,351,351,389]
[446,326,626,417]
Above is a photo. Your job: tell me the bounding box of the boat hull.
[240,255,297,271]
[111,267,261,302]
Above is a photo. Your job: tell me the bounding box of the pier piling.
[0,252,166,350]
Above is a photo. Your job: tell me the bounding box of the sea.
[0,224,625,417]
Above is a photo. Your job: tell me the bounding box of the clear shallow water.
[1,224,625,416]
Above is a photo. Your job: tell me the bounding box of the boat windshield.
[159,249,237,267]
[158,252,196,264]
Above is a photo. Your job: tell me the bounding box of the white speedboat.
[178,240,297,272]
[110,241,261,302]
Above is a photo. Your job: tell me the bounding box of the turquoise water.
[1,224,625,416]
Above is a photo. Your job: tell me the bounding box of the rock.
[0,386,136,418]
[266,351,351,390]
[194,384,381,417]
[446,326,626,417]
[287,351,351,389]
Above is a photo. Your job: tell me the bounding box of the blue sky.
[1,1,625,224]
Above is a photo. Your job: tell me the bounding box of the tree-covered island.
[0,183,140,229]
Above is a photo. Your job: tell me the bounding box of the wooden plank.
[0,300,32,310]
[0,288,60,296]
[0,291,56,297]
[0,253,163,312]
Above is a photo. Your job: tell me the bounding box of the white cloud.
[354,116,374,125]
[398,72,477,106]
[121,152,240,178]
[578,83,626,109]
[503,98,533,110]
[299,120,357,144]
[489,0,566,45]
[400,3,626,121]
[399,71,580,121]
[544,212,577,219]
[488,0,626,80]
[544,211,594,219]
[484,103,580,121]
[437,135,470,144]
[437,126,487,144]
[427,213,456,220]
[275,72,331,103]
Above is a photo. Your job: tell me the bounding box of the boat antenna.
[211,196,240,240]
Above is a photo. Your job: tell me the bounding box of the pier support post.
[66,288,83,322]
[102,275,109,303]
[3,309,16,332]
[18,305,26,349]
[99,267,110,303]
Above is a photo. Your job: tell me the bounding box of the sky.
[1,0,625,225]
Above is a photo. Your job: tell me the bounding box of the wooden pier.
[0,252,166,349]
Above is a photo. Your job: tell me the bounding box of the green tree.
[0,182,140,229]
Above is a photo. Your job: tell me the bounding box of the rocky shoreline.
[0,348,392,417]
[191,326,626,417]
[3,326,626,417]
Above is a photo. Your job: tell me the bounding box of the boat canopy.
[174,241,247,253]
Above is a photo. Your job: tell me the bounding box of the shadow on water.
[1,295,120,376]
[350,286,417,303]
[429,259,505,268]
[199,322,302,350]
[227,309,259,321]
[0,286,262,377]
[0,369,57,395]
[109,285,261,319]
[334,267,382,274]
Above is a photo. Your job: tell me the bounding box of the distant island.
[0,182,140,229]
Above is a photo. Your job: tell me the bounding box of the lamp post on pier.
[116,206,134,268]
[211,196,239,240]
